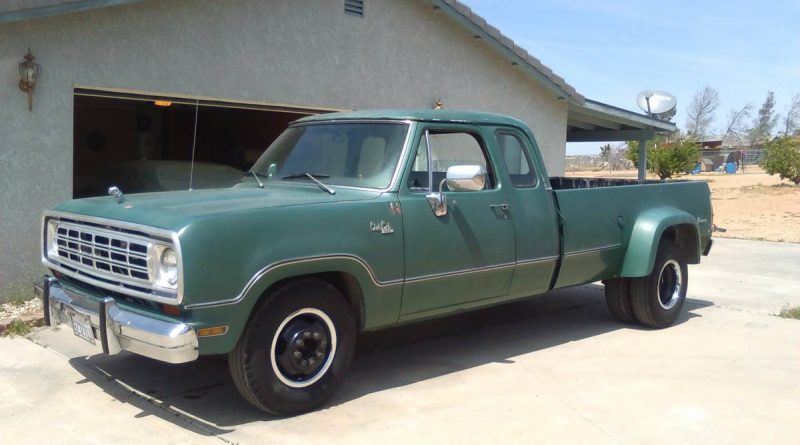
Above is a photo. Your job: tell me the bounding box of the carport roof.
[567,99,677,142]
[2,0,675,140]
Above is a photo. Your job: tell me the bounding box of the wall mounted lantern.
[19,49,40,112]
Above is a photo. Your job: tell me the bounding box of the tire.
[630,242,688,328]
[604,277,636,323]
[229,278,356,416]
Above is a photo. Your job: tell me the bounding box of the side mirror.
[425,165,485,217]
[446,165,485,192]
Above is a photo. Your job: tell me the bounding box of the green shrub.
[0,319,44,337]
[626,138,700,180]
[761,137,800,185]
[779,304,800,320]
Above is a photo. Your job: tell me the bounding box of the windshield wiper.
[245,170,265,188]
[281,173,330,179]
[281,172,335,195]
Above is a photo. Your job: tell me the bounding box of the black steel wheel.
[229,278,356,415]
[630,242,688,328]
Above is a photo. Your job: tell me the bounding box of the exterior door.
[399,125,515,316]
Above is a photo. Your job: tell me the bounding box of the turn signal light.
[161,304,181,316]
[197,326,229,337]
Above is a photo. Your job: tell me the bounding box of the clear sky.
[460,0,800,155]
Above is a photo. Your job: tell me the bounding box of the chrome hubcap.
[657,260,683,310]
[270,308,336,388]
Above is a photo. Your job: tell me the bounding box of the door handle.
[490,204,511,219]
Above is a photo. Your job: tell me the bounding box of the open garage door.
[73,88,337,198]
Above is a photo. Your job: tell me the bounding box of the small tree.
[686,86,720,138]
[626,137,700,180]
[761,136,800,184]
[747,91,779,147]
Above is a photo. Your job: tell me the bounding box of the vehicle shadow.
[67,284,712,436]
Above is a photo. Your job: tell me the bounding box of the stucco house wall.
[0,0,567,291]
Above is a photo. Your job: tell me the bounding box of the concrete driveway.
[2,237,799,444]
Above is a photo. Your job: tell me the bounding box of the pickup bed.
[39,109,712,415]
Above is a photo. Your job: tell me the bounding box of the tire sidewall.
[240,280,356,415]
[644,244,688,326]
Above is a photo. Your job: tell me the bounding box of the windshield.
[250,122,410,189]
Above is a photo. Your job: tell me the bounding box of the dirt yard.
[564,166,800,243]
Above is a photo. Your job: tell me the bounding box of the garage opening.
[73,89,333,198]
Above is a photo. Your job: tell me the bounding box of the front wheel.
[630,242,688,328]
[229,278,356,415]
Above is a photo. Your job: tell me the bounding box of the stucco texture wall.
[0,0,567,292]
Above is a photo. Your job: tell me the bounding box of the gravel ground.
[0,298,43,328]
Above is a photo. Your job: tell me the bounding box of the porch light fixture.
[18,49,40,112]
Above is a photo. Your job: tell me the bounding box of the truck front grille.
[54,222,151,283]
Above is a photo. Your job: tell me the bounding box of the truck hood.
[51,183,382,232]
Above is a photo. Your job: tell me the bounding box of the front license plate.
[70,313,96,345]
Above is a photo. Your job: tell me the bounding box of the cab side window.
[497,131,537,188]
[408,131,494,191]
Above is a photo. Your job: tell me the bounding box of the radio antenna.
[188,99,199,190]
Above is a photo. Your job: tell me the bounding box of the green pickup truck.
[39,110,713,415]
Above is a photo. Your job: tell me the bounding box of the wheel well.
[260,272,365,330]
[660,224,700,264]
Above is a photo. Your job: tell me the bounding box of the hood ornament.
[108,186,124,203]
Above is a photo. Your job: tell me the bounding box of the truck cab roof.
[294,109,530,129]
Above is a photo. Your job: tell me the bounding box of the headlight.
[45,219,59,259]
[158,247,179,287]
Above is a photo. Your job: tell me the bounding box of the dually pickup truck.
[39,110,713,415]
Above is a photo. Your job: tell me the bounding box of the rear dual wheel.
[604,242,688,328]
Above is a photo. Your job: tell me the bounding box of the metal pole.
[638,139,648,183]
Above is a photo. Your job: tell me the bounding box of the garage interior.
[72,90,325,198]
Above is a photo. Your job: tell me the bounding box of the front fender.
[620,207,700,277]
[185,255,403,355]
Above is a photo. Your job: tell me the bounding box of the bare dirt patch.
[564,166,800,243]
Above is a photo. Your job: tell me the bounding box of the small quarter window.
[497,131,537,188]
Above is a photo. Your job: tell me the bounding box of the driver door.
[399,125,515,317]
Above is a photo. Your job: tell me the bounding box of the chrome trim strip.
[185,254,404,309]
[41,210,185,305]
[189,254,563,309]
[405,262,516,283]
[563,244,622,257]
[516,255,560,265]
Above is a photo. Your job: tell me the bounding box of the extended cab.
[39,110,713,415]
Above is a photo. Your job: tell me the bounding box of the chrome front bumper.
[36,276,198,364]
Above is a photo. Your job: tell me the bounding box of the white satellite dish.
[636,90,677,118]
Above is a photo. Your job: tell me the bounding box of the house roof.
[2,0,674,140]
[566,99,677,142]
[1,0,583,103]
[433,0,584,104]
[0,0,141,22]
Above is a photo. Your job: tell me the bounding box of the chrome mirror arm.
[426,178,448,217]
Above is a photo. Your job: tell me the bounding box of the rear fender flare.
[620,208,700,277]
